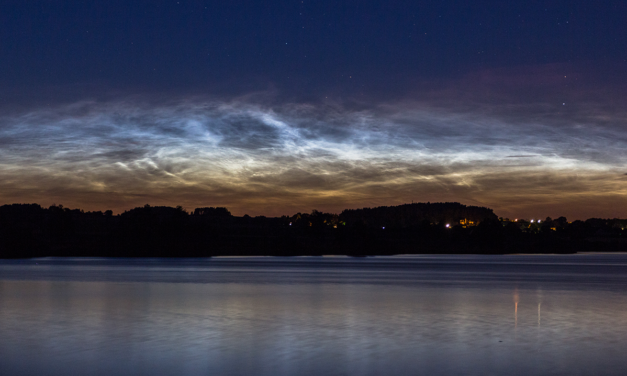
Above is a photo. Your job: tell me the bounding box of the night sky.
[1,0,626,219]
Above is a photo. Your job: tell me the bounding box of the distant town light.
[531,219,534,223]
[382,227,385,230]
[289,222,292,226]
[515,219,518,222]
[538,220,541,223]
[446,224,450,228]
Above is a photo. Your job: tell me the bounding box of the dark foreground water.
[2,255,627,376]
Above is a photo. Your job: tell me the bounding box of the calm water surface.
[1,255,627,376]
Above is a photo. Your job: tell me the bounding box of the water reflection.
[514,288,519,330]
[538,302,541,327]
[1,255,627,376]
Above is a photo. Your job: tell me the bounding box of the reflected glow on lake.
[2,255,627,375]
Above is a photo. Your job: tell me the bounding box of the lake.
[1,255,627,375]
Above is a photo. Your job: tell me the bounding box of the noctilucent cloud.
[1,1,626,218]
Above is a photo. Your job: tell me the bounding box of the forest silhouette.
[0,202,625,258]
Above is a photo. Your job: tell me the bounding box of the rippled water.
[2,255,627,376]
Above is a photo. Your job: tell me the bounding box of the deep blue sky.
[2,0,625,97]
[0,1,626,218]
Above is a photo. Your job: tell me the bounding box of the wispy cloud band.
[1,92,626,219]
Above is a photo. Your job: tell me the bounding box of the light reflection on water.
[1,255,627,376]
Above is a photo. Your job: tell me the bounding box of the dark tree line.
[340,202,497,228]
[0,202,625,258]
